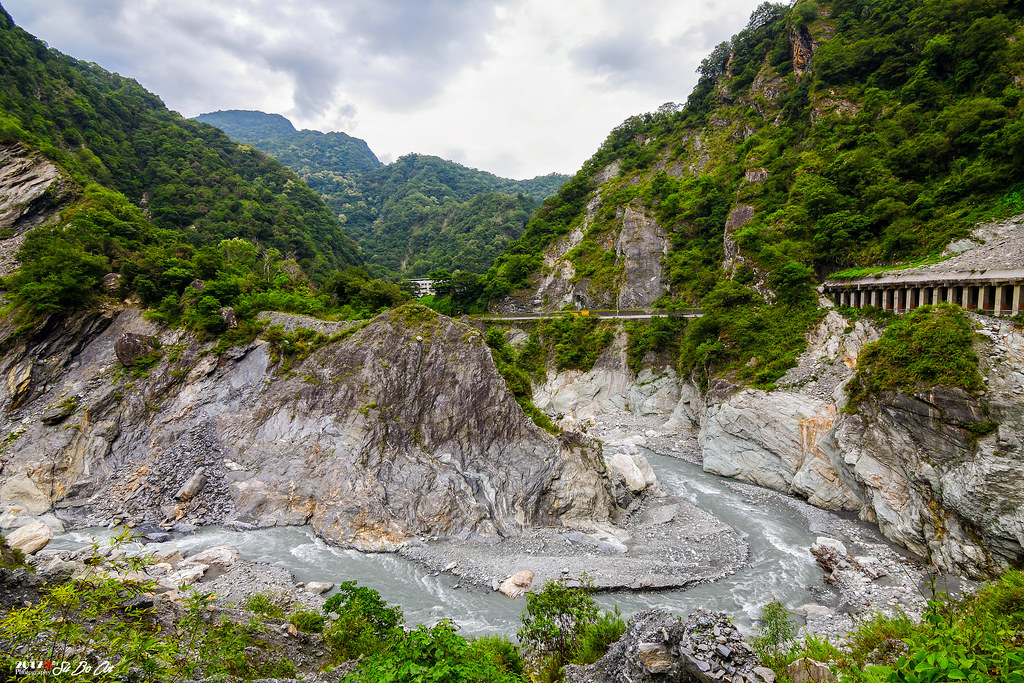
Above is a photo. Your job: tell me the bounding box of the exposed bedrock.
[0,305,619,551]
[697,309,1024,578]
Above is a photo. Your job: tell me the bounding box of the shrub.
[351,621,525,683]
[751,600,798,669]
[288,608,325,634]
[243,592,285,619]
[848,304,985,404]
[517,576,624,681]
[322,581,404,663]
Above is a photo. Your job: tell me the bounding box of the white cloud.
[4,0,769,178]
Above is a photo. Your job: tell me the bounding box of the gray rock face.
[821,382,1023,578]
[616,207,668,309]
[0,143,71,279]
[0,305,619,551]
[564,609,765,683]
[698,302,1024,578]
[701,389,859,511]
[494,179,668,313]
[0,143,66,235]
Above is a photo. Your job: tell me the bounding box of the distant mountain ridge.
[196,110,569,277]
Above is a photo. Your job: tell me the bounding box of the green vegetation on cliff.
[483,0,1024,386]
[847,304,985,403]
[196,111,569,278]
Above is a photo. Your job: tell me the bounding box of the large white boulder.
[5,520,53,555]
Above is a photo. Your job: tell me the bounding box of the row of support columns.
[831,282,1023,316]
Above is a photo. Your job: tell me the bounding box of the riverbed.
[50,450,906,636]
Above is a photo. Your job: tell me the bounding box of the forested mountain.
[196,110,569,277]
[483,0,1024,387]
[197,110,383,176]
[0,5,407,330]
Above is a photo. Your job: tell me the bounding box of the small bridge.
[475,308,702,322]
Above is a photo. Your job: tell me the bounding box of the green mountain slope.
[484,0,1024,387]
[196,110,569,277]
[0,6,413,328]
[196,110,383,176]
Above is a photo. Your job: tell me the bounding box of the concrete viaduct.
[823,268,1024,316]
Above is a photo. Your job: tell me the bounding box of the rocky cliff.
[0,143,72,279]
[0,304,619,550]
[665,302,1024,579]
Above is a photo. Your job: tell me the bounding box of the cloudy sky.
[5,0,767,179]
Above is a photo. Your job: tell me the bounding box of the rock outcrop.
[564,609,769,683]
[696,303,1024,578]
[0,305,619,551]
[493,173,669,313]
[0,143,72,278]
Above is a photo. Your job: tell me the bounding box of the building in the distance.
[407,278,435,298]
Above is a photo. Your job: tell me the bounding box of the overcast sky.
[5,0,768,179]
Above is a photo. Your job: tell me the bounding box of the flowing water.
[52,451,832,636]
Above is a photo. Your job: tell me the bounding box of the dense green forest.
[196,110,569,277]
[0,6,408,330]
[483,0,1024,387]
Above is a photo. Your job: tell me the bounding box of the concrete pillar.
[995,285,1005,317]
[840,290,847,307]
[980,285,989,313]
[931,287,939,306]
[946,285,955,304]
[872,289,880,307]
[961,286,970,310]
[1013,284,1021,316]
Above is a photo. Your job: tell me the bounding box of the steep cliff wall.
[0,143,73,278]
[697,305,1024,578]
[0,305,619,550]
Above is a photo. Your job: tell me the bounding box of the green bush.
[243,592,285,619]
[751,600,798,670]
[322,581,404,662]
[288,608,325,634]
[782,571,1024,683]
[517,576,624,681]
[848,304,985,404]
[351,621,525,683]
[0,530,296,681]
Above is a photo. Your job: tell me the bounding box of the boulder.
[305,581,334,595]
[219,306,238,328]
[605,451,657,493]
[182,545,239,568]
[498,570,534,599]
[174,468,206,502]
[113,332,156,366]
[787,658,836,683]
[5,521,53,555]
[165,563,208,587]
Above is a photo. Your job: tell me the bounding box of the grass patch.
[243,592,285,619]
